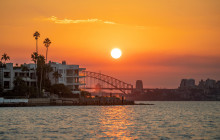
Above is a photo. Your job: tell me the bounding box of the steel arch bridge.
[82,71,133,94]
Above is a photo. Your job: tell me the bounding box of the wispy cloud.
[46,16,147,29]
[47,16,116,25]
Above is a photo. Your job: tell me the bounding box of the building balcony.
[66,74,74,77]
[66,73,86,77]
[21,77,37,82]
[66,82,85,85]
[79,68,86,71]
[66,82,74,85]
[3,77,11,81]
[4,76,10,78]
[73,75,85,78]
[72,91,81,94]
[73,82,86,85]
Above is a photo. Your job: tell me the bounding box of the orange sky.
[0,0,220,88]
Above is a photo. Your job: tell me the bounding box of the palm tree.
[31,52,38,66]
[31,52,39,97]
[21,65,30,97]
[1,53,10,64]
[33,31,40,53]
[53,71,62,84]
[44,63,53,79]
[21,64,29,85]
[43,38,51,63]
[37,55,45,96]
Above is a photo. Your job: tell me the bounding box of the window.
[4,81,10,89]
[15,72,19,77]
[31,82,36,86]
[59,69,63,74]
[30,73,36,79]
[59,77,64,81]
[20,73,25,77]
[4,72,10,78]
[66,69,73,76]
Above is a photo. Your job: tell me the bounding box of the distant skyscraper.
[198,79,205,89]
[205,79,216,88]
[216,81,220,88]
[179,79,195,89]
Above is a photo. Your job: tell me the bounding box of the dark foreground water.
[0,101,219,139]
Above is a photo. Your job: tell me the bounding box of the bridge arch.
[82,71,133,94]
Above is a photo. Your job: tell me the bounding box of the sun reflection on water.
[97,106,138,139]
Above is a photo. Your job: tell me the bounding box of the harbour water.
[0,101,219,139]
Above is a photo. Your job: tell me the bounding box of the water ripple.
[0,102,219,139]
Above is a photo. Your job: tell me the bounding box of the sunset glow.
[0,0,220,88]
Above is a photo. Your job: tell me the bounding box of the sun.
[111,48,122,59]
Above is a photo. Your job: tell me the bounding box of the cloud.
[47,16,146,29]
[48,16,116,25]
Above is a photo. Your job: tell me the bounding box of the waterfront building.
[0,63,36,92]
[216,81,220,88]
[0,61,86,94]
[205,79,216,88]
[198,79,205,89]
[48,61,86,94]
[179,79,196,89]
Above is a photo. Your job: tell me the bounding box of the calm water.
[0,101,219,139]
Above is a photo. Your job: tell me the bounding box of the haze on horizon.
[0,0,220,88]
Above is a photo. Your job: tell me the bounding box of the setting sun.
[111,48,122,59]
[0,1,220,139]
[0,0,220,88]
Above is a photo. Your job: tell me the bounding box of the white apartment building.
[48,61,86,94]
[0,63,37,91]
[0,61,86,94]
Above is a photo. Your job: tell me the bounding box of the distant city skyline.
[1,0,220,88]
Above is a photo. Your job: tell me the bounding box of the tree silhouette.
[50,84,72,98]
[1,53,10,64]
[53,71,62,84]
[44,64,53,78]
[13,76,28,97]
[43,38,51,63]
[33,31,40,53]
[31,52,39,97]
[21,64,29,85]
[31,52,38,64]
[37,55,45,95]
